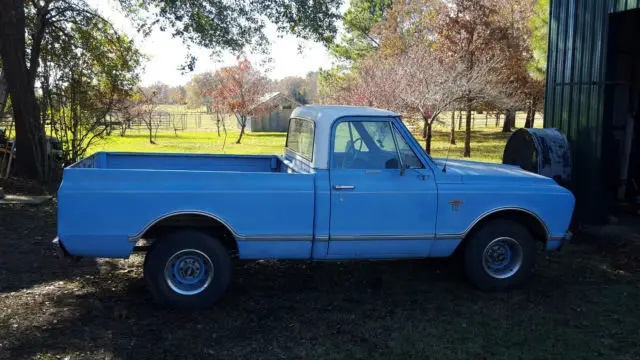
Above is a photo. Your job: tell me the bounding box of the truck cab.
[54,105,575,309]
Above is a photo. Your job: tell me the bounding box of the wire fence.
[403,111,543,133]
[114,112,239,134]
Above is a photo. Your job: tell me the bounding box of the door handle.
[334,185,355,190]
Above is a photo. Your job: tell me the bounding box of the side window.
[333,121,400,169]
[393,126,424,169]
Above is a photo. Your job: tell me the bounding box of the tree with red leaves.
[209,58,271,144]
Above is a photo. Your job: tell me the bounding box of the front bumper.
[546,231,573,251]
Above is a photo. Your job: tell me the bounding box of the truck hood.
[432,158,554,185]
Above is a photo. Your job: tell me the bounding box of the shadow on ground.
[1,203,639,360]
[0,202,101,294]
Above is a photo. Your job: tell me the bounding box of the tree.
[144,82,170,104]
[339,0,509,154]
[328,0,392,63]
[112,97,138,137]
[1,0,342,181]
[277,76,308,104]
[210,58,271,144]
[119,0,342,69]
[0,0,47,179]
[168,86,186,105]
[392,49,504,153]
[41,15,143,164]
[435,0,516,157]
[136,89,161,144]
[185,72,217,112]
[528,0,549,82]
[304,72,319,104]
[450,111,456,145]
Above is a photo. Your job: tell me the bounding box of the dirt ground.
[1,200,639,360]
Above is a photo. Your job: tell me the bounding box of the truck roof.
[290,105,399,169]
[291,105,398,122]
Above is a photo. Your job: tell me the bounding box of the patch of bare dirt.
[0,203,639,360]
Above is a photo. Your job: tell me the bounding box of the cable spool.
[503,128,572,185]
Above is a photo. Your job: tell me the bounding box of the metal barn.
[245,92,301,132]
[545,0,640,223]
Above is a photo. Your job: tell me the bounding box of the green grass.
[90,131,287,156]
[89,128,512,164]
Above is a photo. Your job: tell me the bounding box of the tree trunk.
[495,112,500,127]
[524,102,532,128]
[216,113,221,137]
[0,71,8,114]
[464,102,472,157]
[530,105,536,128]
[422,116,428,139]
[0,0,44,180]
[424,116,433,154]
[529,97,537,128]
[148,126,153,144]
[485,112,488,127]
[458,110,462,130]
[449,111,456,145]
[502,109,515,132]
[236,115,246,144]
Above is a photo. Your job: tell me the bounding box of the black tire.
[144,229,232,309]
[463,219,536,291]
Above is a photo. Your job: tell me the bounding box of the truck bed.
[71,152,292,173]
[58,152,316,260]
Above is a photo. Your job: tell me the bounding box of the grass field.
[91,130,515,163]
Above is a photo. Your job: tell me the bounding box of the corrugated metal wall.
[544,0,640,222]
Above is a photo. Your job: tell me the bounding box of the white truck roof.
[290,105,399,170]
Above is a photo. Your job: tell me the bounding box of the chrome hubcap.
[482,237,523,279]
[164,249,214,295]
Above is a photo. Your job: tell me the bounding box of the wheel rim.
[164,249,214,295]
[482,237,523,279]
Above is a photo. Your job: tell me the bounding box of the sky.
[88,1,347,86]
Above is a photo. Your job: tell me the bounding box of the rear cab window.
[286,118,315,161]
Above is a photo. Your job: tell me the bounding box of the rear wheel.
[463,219,536,291]
[144,229,232,309]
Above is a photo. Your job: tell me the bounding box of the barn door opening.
[603,9,640,215]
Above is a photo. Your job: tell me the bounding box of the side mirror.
[384,158,406,175]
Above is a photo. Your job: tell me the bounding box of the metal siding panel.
[582,0,596,146]
[570,0,584,143]
[561,0,576,134]
[555,0,570,132]
[544,0,561,128]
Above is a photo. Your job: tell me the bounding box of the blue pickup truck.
[54,106,575,309]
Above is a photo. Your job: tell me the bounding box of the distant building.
[244,92,301,132]
[545,2,640,223]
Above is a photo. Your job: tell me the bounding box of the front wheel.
[463,219,536,291]
[144,229,232,309]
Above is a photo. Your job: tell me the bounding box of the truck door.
[327,118,437,259]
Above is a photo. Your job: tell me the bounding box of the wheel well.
[464,210,549,244]
[139,214,239,256]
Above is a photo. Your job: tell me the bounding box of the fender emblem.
[449,200,464,212]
